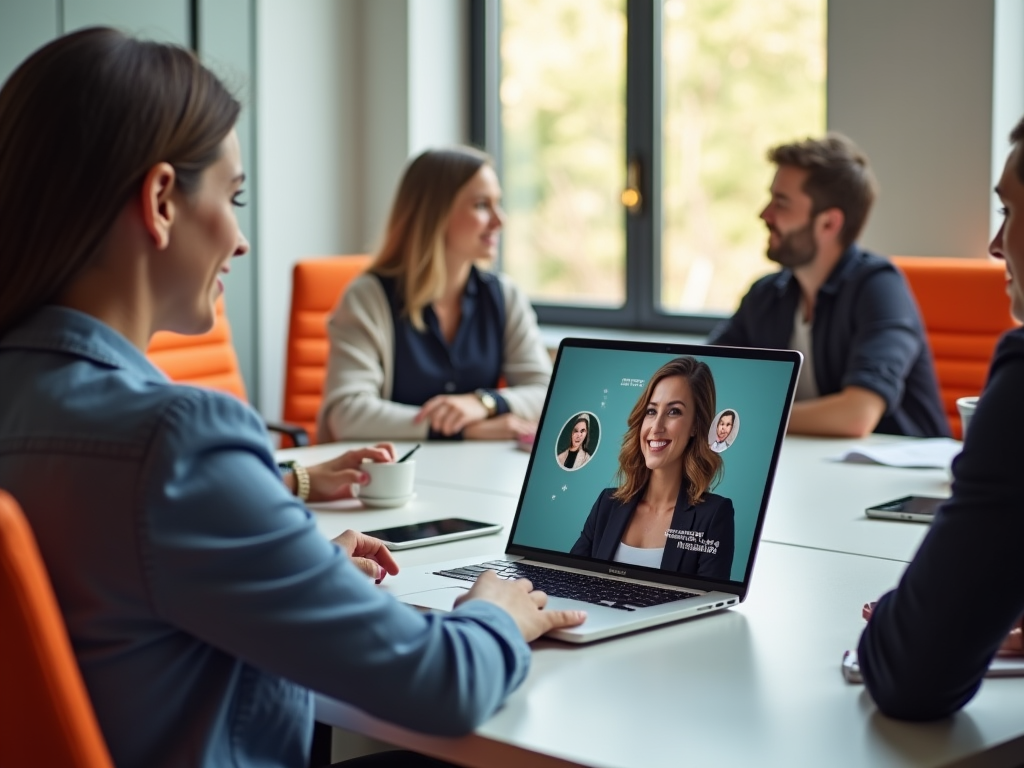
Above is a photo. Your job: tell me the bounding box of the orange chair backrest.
[284,255,374,441]
[891,256,1019,438]
[0,489,115,768]
[146,297,247,402]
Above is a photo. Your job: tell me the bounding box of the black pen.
[397,444,421,463]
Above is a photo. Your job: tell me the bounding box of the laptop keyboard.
[433,560,698,612]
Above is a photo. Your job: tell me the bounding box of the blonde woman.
[318,147,551,442]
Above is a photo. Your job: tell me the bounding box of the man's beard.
[766,221,817,268]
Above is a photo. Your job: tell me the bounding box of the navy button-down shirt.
[708,245,950,437]
[379,267,510,435]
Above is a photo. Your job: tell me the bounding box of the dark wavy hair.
[613,357,722,507]
[568,413,591,452]
[0,27,240,335]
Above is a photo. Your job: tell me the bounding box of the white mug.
[360,460,415,500]
[956,396,979,440]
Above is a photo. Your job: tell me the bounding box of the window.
[474,0,826,331]
[499,0,627,308]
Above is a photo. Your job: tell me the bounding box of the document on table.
[835,438,962,469]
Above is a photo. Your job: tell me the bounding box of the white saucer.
[360,492,416,509]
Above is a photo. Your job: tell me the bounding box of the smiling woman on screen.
[570,357,735,579]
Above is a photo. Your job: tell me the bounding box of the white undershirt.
[612,541,664,568]
[790,301,819,401]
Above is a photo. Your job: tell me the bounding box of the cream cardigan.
[317,272,552,442]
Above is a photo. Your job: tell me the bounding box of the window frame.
[470,0,724,336]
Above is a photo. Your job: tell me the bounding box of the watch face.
[477,390,497,414]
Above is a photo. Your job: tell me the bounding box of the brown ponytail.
[0,27,240,335]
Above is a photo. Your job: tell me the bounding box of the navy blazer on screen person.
[571,484,735,579]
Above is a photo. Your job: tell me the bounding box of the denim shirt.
[0,306,529,768]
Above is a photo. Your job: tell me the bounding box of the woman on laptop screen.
[570,356,735,579]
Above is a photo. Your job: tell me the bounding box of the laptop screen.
[507,340,800,588]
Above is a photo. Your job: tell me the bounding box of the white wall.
[255,0,362,418]
[992,0,1024,237]
[254,0,468,418]
[828,0,995,258]
[362,0,469,257]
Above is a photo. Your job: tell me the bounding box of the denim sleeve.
[858,332,1024,720]
[840,269,925,411]
[139,390,530,736]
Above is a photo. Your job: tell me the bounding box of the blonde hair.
[371,146,492,331]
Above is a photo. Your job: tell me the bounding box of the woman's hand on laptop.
[306,443,397,502]
[333,529,400,584]
[456,570,587,641]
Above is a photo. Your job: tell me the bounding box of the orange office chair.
[147,297,309,446]
[0,489,115,768]
[147,297,247,400]
[891,256,1019,438]
[283,255,373,442]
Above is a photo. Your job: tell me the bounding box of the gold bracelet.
[280,460,311,502]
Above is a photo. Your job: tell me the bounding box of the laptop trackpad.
[404,586,469,612]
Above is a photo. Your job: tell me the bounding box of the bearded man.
[708,134,948,438]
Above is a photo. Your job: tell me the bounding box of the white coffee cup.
[360,460,415,500]
[956,396,979,440]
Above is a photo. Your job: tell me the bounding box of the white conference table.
[762,434,951,563]
[280,435,946,564]
[276,436,1024,768]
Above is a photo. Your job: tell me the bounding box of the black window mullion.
[469,0,500,155]
[626,0,656,331]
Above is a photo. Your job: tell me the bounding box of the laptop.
[382,338,802,643]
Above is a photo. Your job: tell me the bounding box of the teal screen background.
[510,347,795,582]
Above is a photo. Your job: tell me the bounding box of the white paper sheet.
[835,438,962,468]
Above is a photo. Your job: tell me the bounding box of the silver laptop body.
[382,338,801,643]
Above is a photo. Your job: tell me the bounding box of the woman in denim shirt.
[0,28,583,768]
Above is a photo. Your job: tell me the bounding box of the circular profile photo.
[555,411,601,471]
[708,408,740,453]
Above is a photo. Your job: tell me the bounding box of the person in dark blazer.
[857,115,1024,721]
[571,357,735,580]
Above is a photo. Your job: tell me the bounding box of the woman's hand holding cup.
[305,443,396,502]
